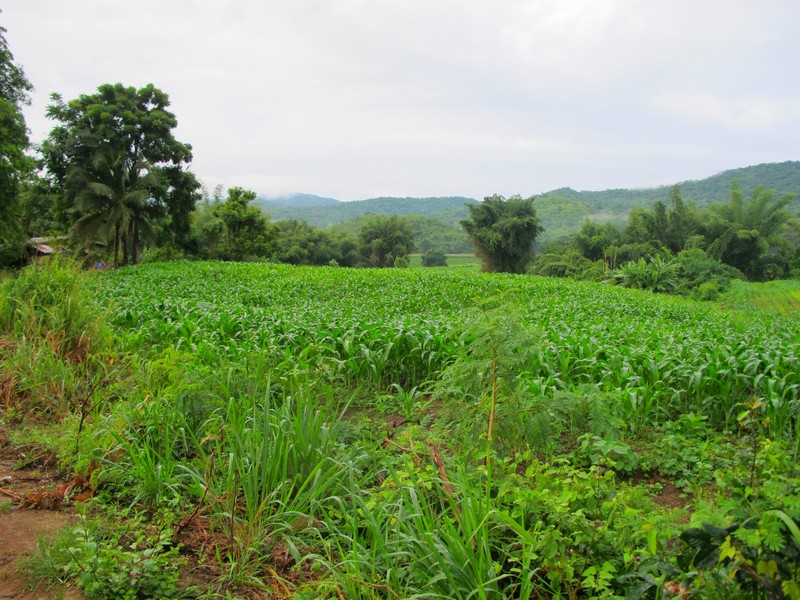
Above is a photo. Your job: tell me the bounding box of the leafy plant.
[574,434,639,474]
[607,254,680,293]
[21,513,186,600]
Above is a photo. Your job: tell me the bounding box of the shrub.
[421,248,448,267]
[607,255,680,293]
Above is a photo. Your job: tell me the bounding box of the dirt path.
[0,458,84,600]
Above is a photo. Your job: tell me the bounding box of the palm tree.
[67,147,156,267]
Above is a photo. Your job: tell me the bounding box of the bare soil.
[0,446,84,600]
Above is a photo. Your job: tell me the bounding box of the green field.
[2,259,799,598]
[408,253,481,270]
[723,278,800,318]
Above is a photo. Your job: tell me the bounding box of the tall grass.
[0,257,114,419]
[0,256,108,360]
[198,373,358,583]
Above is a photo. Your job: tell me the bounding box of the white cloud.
[651,93,800,130]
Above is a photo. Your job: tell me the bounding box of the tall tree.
[0,21,34,263]
[214,187,275,260]
[664,185,696,253]
[41,83,199,261]
[574,220,622,261]
[461,195,543,273]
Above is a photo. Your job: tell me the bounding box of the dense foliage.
[0,22,33,265]
[534,184,799,297]
[357,214,415,267]
[462,194,544,273]
[421,248,448,267]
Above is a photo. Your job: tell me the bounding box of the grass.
[722,278,800,317]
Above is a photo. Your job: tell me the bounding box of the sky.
[3,0,799,201]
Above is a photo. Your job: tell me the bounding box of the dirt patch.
[0,456,85,599]
[629,471,691,511]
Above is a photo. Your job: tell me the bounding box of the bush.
[20,514,185,600]
[0,256,113,418]
[606,255,680,293]
[675,248,744,300]
[531,251,604,280]
[421,248,447,267]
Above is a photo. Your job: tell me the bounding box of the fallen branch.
[174,454,214,537]
[382,438,414,453]
[0,487,21,502]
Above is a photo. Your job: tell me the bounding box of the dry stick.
[343,579,402,600]
[429,443,478,551]
[74,372,112,456]
[429,444,456,505]
[382,438,414,453]
[174,482,210,537]
[485,347,498,501]
[0,488,21,502]
[174,454,214,537]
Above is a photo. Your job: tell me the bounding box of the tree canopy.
[41,83,200,262]
[213,187,276,261]
[461,195,543,273]
[358,215,415,268]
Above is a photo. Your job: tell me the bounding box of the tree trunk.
[122,231,129,266]
[132,221,140,264]
[113,223,121,268]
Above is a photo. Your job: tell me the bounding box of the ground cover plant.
[2,259,799,598]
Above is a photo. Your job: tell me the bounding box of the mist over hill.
[258,193,340,208]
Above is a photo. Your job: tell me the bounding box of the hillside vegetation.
[257,195,479,226]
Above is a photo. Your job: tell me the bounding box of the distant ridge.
[257,193,340,208]
[257,196,478,227]
[539,161,800,213]
[533,161,800,240]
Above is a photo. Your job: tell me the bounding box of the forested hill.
[259,193,340,208]
[256,196,479,227]
[541,161,800,215]
[254,162,800,244]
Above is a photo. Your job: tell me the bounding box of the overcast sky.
[4,1,799,201]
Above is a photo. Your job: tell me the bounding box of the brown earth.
[0,449,85,600]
